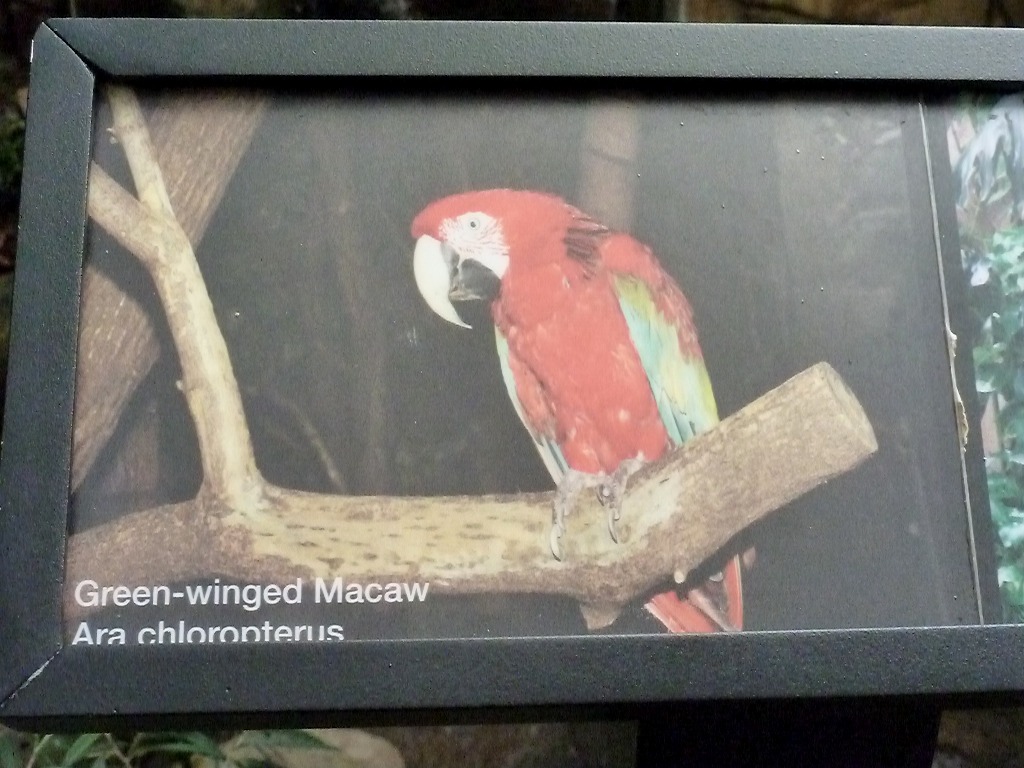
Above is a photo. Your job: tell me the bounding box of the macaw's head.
[410,188,576,328]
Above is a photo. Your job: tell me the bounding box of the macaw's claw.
[597,482,622,543]
[550,468,591,560]
[596,457,645,544]
[549,520,566,561]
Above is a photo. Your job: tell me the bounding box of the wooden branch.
[66,361,876,623]
[108,88,176,218]
[72,88,266,490]
[88,160,262,509]
[69,87,878,628]
[92,87,263,509]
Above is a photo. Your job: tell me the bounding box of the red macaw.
[410,189,743,633]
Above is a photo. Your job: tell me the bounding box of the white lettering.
[185,583,214,605]
[314,577,429,603]
[72,621,93,644]
[74,579,98,607]
[315,577,344,603]
[404,581,429,602]
[72,622,125,645]
[345,583,365,603]
[74,580,178,608]
[241,584,261,611]
[283,580,302,604]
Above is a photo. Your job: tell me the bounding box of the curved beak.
[413,235,501,329]
[414,235,471,328]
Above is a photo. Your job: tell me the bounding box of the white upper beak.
[413,235,471,328]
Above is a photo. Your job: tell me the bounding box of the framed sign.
[2,19,1024,724]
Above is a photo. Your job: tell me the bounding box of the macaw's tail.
[645,555,744,633]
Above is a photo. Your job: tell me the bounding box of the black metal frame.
[2,19,1024,727]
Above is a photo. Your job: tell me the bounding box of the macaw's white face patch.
[441,212,510,280]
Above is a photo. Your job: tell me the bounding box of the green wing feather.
[614,276,718,447]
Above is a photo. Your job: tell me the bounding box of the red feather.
[494,231,682,474]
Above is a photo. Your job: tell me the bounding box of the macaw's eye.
[468,217,479,229]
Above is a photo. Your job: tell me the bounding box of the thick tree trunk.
[577,100,639,230]
[304,116,390,491]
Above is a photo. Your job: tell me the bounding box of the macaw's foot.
[596,456,645,543]
[549,458,646,560]
[550,468,600,560]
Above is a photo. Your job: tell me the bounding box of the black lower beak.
[450,258,501,303]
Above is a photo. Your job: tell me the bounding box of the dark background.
[70,86,988,638]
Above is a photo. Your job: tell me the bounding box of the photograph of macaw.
[64,85,994,642]
[410,189,745,633]
[948,93,1024,623]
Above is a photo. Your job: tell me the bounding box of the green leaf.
[176,733,225,761]
[35,736,72,766]
[131,733,224,762]
[237,759,274,768]
[0,733,23,768]
[63,734,103,767]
